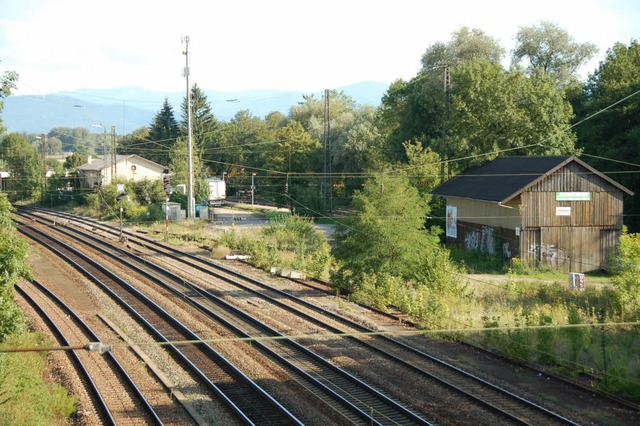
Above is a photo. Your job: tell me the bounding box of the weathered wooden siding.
[519,162,624,272]
[521,191,624,228]
[520,226,619,273]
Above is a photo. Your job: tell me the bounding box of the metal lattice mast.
[323,89,332,213]
[441,64,450,185]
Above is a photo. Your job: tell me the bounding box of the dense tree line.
[1,22,638,232]
[572,40,640,231]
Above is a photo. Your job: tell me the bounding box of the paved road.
[208,205,336,237]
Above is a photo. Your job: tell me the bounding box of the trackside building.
[432,156,634,273]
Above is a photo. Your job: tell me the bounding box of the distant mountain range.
[3,82,389,134]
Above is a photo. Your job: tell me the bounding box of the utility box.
[196,204,208,219]
[568,272,585,290]
[162,202,182,220]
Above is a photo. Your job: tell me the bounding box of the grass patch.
[449,246,509,274]
[0,333,77,424]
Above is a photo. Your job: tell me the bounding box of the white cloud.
[2,0,638,95]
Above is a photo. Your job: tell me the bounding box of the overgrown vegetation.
[330,174,469,329]
[0,333,78,424]
[218,214,332,278]
[69,180,167,223]
[0,193,77,423]
[453,233,640,400]
[0,195,31,339]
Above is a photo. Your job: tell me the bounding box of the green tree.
[47,127,93,154]
[267,120,321,173]
[447,60,577,172]
[338,105,386,194]
[63,152,88,170]
[267,120,322,212]
[175,84,217,204]
[420,26,504,69]
[46,136,63,155]
[0,193,31,339]
[180,84,219,157]
[402,141,442,197]
[146,98,179,166]
[207,110,274,176]
[380,25,583,173]
[169,136,208,204]
[119,126,150,156]
[573,40,640,231]
[1,133,44,201]
[512,21,598,88]
[380,24,494,165]
[32,136,63,156]
[381,57,577,177]
[288,90,378,203]
[331,174,443,292]
[265,111,286,128]
[611,230,640,318]
[1,65,18,136]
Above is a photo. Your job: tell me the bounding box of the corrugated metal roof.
[432,155,634,203]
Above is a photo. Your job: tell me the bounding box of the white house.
[77,155,166,188]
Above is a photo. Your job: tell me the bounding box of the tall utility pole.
[40,133,47,163]
[111,126,116,180]
[40,134,47,199]
[182,35,195,219]
[323,89,332,214]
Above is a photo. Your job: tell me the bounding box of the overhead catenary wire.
[2,321,638,354]
[11,64,639,227]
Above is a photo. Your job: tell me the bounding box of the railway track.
[13,207,615,424]
[15,279,162,425]
[16,218,305,425]
[17,209,434,425]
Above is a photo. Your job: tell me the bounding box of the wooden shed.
[432,156,634,273]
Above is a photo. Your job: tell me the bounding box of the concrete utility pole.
[40,134,47,201]
[111,126,117,180]
[182,35,195,219]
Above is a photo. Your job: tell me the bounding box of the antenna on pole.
[182,35,195,219]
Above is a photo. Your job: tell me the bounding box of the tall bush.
[611,230,640,318]
[0,194,31,339]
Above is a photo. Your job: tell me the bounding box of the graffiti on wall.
[502,242,512,258]
[528,243,566,266]
[464,230,479,251]
[481,226,495,255]
[463,226,498,255]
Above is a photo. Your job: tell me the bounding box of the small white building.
[77,155,166,188]
[0,171,9,192]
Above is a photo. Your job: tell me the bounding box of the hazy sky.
[1,0,639,96]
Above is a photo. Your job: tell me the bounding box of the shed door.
[522,228,541,267]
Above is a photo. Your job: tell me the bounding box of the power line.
[2,321,638,354]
